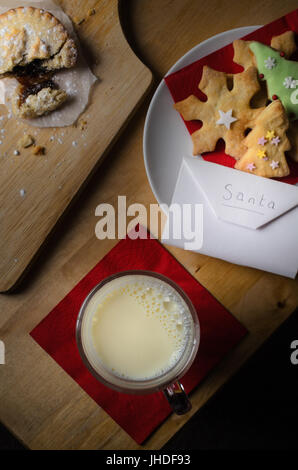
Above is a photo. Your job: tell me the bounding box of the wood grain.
[0,0,297,451]
[0,0,152,292]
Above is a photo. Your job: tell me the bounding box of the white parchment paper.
[0,0,98,127]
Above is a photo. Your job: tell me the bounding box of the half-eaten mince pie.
[0,6,78,119]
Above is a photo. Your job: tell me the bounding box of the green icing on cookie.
[249,41,298,120]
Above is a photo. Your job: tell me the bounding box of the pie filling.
[12,59,49,78]
[18,76,57,105]
[11,60,57,104]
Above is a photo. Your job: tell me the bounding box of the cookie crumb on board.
[18,134,35,149]
[73,7,96,26]
[73,16,85,25]
[79,119,88,131]
[32,145,46,156]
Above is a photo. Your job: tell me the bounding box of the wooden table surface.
[0,0,298,450]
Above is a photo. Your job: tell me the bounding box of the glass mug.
[76,271,200,415]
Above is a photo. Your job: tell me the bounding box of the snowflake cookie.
[174,66,265,159]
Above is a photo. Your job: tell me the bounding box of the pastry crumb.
[79,119,87,131]
[73,16,85,25]
[74,8,95,26]
[18,134,35,149]
[33,145,46,156]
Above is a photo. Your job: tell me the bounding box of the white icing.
[290,88,298,105]
[270,160,279,169]
[216,109,237,130]
[283,76,298,89]
[264,56,276,70]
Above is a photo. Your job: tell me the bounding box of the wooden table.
[0,0,298,450]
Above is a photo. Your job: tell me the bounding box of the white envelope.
[162,156,298,279]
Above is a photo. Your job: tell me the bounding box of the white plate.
[143,26,260,206]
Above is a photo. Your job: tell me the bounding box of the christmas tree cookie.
[233,32,298,162]
[249,41,298,120]
[233,31,297,70]
[235,100,290,178]
[174,65,265,159]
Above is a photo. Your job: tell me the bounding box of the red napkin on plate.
[165,8,298,185]
[30,229,247,444]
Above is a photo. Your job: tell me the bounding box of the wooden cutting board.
[0,0,152,292]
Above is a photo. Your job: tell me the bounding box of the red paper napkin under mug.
[30,231,247,444]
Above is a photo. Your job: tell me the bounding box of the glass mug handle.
[163,381,192,415]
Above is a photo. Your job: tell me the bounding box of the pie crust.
[0,6,78,75]
[12,85,67,118]
[0,6,78,118]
